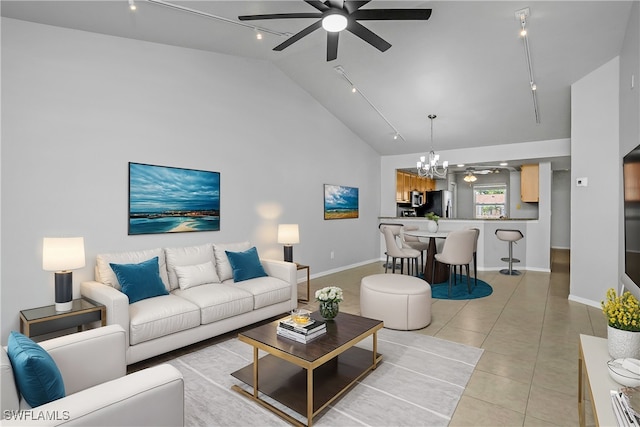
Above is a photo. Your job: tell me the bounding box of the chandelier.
[417,114,448,178]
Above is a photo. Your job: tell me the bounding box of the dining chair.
[433,229,476,297]
[380,225,420,275]
[400,225,429,274]
[452,227,480,286]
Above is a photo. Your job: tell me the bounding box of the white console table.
[579,334,618,426]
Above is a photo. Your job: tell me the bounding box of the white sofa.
[1,325,184,426]
[81,242,297,365]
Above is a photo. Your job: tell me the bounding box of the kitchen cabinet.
[425,178,436,191]
[396,171,411,202]
[410,175,418,193]
[396,170,437,202]
[396,171,406,201]
[521,164,539,202]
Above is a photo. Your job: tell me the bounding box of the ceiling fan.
[455,166,514,175]
[455,166,507,183]
[238,0,432,61]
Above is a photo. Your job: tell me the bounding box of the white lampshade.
[43,237,86,271]
[277,224,300,245]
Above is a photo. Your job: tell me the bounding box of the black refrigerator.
[418,190,452,218]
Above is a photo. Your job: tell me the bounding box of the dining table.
[403,230,450,284]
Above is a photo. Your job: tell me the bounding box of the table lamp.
[277,224,299,263]
[42,237,85,312]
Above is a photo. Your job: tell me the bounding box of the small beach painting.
[324,184,359,220]
[128,162,220,235]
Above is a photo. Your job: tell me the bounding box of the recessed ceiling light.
[457,164,465,168]
[500,162,508,166]
[128,0,137,11]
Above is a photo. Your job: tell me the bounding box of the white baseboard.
[304,258,382,281]
[303,258,551,280]
[568,293,601,309]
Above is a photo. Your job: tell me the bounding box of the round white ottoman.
[360,274,432,330]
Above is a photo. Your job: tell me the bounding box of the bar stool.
[495,229,524,275]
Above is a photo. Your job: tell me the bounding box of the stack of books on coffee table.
[276,317,326,344]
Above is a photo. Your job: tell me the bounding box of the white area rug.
[166,328,483,426]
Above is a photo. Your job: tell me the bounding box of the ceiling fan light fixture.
[464,173,478,183]
[322,12,348,32]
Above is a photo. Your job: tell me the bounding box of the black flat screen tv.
[622,143,640,294]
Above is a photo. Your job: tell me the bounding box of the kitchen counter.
[378,217,547,273]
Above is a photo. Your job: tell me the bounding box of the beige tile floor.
[299,249,607,426]
[132,249,605,426]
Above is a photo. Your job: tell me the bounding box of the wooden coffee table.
[231,311,383,427]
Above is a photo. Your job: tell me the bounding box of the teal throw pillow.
[225,247,268,282]
[7,331,65,407]
[110,256,169,304]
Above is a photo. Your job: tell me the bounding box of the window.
[474,184,507,219]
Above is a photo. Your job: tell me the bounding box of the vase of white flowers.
[315,286,343,320]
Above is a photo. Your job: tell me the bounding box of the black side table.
[19,298,106,338]
[296,263,310,302]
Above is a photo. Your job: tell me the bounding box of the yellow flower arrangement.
[602,288,640,332]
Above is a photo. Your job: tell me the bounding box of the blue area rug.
[430,274,493,300]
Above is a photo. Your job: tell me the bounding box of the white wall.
[0,19,382,342]
[619,1,640,299]
[551,170,571,249]
[569,57,620,306]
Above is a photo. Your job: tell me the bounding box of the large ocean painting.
[128,163,220,235]
[324,184,359,220]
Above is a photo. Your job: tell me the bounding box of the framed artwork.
[128,162,220,235]
[324,184,359,220]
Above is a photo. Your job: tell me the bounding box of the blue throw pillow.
[110,256,169,304]
[7,331,65,407]
[225,247,268,282]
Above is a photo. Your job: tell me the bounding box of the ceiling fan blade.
[347,20,391,52]
[344,1,371,14]
[327,32,339,61]
[239,13,322,21]
[351,9,432,20]
[273,20,323,51]
[304,0,331,12]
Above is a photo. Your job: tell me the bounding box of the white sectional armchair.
[1,325,184,426]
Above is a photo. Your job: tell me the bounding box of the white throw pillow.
[174,261,220,290]
[165,243,215,291]
[213,242,251,281]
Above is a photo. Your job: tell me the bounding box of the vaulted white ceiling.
[1,1,633,164]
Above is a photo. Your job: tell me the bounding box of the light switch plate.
[577,177,588,187]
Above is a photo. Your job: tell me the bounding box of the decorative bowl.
[608,359,640,387]
[290,309,311,326]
